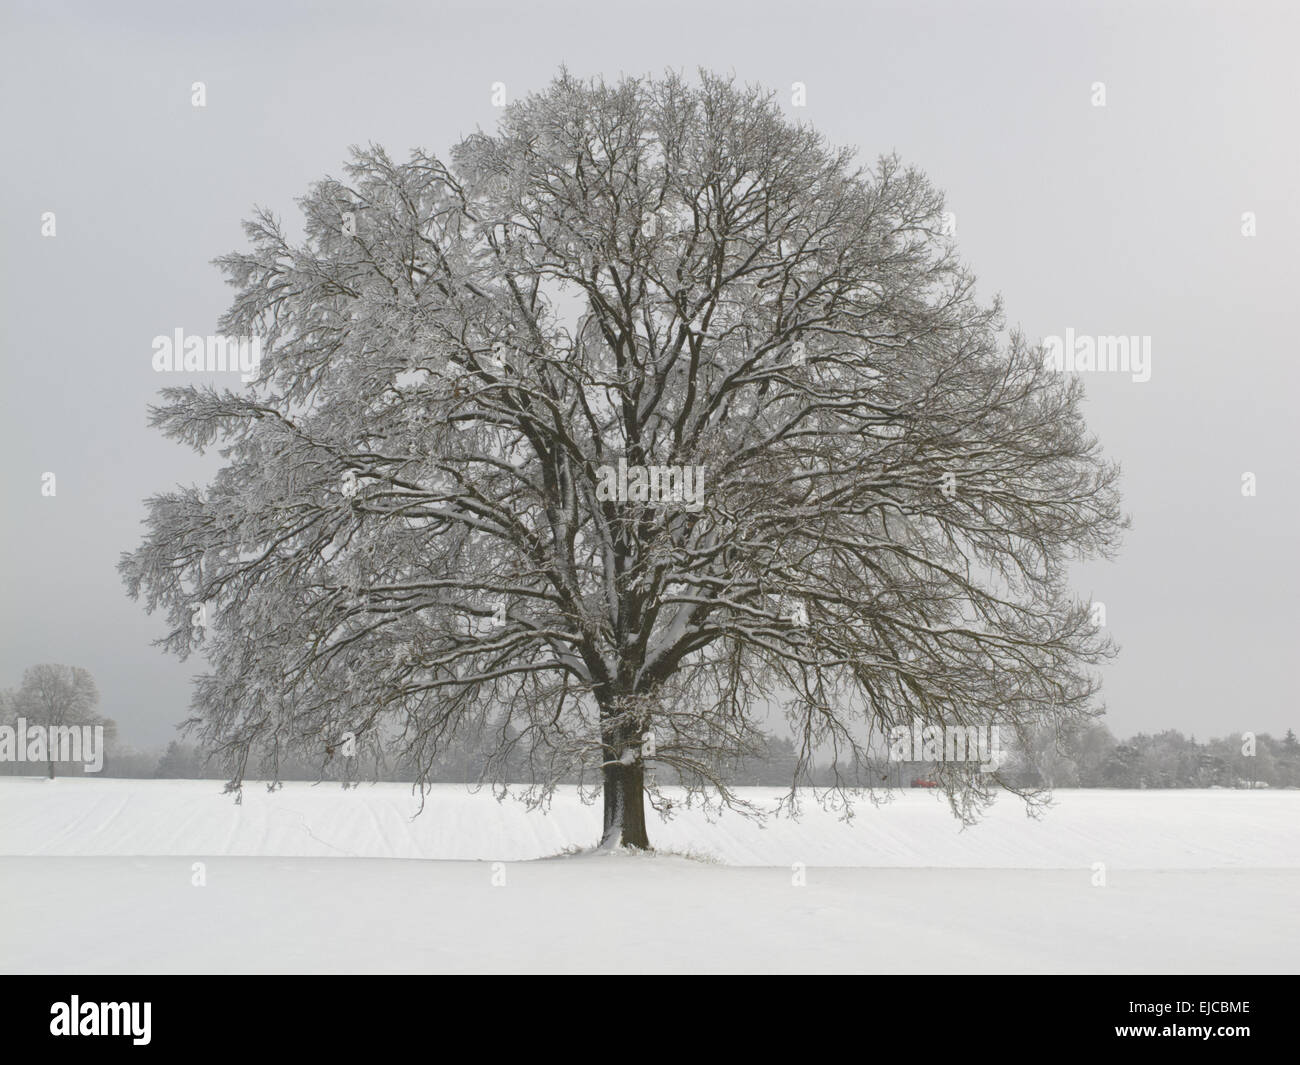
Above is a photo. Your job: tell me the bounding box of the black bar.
[1,976,1293,1053]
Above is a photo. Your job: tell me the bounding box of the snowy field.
[2,779,1297,973]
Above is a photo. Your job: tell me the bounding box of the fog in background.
[2,0,1296,748]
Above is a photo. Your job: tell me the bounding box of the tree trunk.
[47,757,55,780]
[601,758,650,850]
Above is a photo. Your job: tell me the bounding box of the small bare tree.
[120,70,1124,848]
[11,664,109,778]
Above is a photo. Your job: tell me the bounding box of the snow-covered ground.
[2,779,1296,973]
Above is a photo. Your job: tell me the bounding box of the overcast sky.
[2,0,1296,749]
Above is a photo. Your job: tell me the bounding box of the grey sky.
[2,0,1296,748]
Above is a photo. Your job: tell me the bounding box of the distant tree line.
[3,666,1295,788]
[6,722,1293,791]
[998,723,1300,790]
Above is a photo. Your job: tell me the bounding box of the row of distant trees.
[999,723,1300,790]
[11,723,1294,790]
[777,724,1300,790]
[5,664,1295,789]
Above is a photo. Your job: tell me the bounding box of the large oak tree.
[121,71,1124,848]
